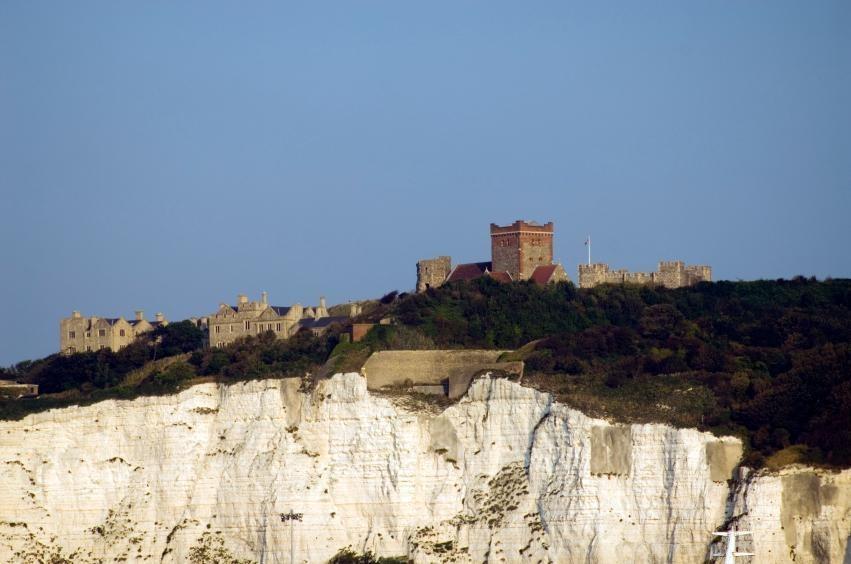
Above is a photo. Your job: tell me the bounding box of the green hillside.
[3,277,850,468]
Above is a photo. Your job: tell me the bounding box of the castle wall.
[579,261,711,289]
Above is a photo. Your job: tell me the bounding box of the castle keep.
[60,310,167,354]
[416,220,569,292]
[578,260,711,289]
[490,220,554,280]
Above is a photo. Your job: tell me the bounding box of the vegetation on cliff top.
[2,276,850,468]
[391,277,851,467]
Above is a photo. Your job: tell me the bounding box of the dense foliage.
[396,277,851,466]
[3,278,850,468]
[5,321,206,395]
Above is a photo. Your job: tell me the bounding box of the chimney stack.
[238,294,248,307]
[155,312,164,323]
[261,291,268,305]
[72,310,82,319]
[135,310,144,321]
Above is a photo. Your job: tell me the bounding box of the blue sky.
[1,2,849,365]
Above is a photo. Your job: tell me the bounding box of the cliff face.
[0,373,847,563]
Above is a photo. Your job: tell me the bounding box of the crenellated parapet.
[579,261,711,289]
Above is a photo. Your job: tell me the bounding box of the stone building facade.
[578,260,712,289]
[208,293,348,348]
[416,220,569,292]
[60,310,167,355]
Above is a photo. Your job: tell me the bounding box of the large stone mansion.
[416,220,570,292]
[60,310,168,355]
[208,292,350,348]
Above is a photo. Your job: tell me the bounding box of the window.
[98,329,106,337]
[230,325,234,333]
[276,323,281,332]
[68,347,76,354]
[99,345,106,351]
[85,331,91,338]
[215,326,221,334]
[245,321,250,330]
[86,345,92,352]
[119,329,126,337]
[68,331,76,339]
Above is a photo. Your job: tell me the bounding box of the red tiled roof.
[488,271,513,283]
[446,262,492,282]
[530,264,558,285]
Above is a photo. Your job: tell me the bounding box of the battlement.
[658,260,686,272]
[489,220,554,235]
[578,260,711,289]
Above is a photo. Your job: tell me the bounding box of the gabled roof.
[530,264,559,285]
[271,306,291,316]
[298,316,348,330]
[487,271,513,283]
[446,261,492,282]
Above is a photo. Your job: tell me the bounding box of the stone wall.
[416,256,452,293]
[578,261,712,289]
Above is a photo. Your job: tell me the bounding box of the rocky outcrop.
[0,373,847,563]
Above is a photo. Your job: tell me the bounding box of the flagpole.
[587,235,591,265]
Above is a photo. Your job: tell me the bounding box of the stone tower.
[490,220,554,280]
[416,256,452,293]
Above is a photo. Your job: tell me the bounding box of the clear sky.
[1,2,850,365]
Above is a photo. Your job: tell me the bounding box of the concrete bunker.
[361,350,523,399]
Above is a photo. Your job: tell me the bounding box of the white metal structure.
[711,527,754,563]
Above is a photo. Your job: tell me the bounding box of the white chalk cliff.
[0,373,848,563]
